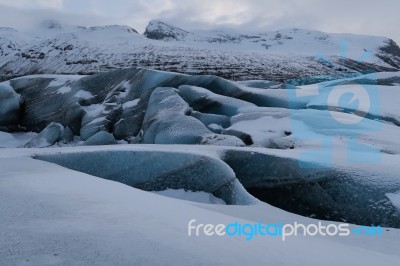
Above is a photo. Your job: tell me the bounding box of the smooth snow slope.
[1,146,400,266]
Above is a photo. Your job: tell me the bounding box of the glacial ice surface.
[35,149,257,205]
[0,82,20,126]
[140,86,244,145]
[24,122,65,148]
[2,68,400,228]
[82,131,117,146]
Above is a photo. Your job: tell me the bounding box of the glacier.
[24,122,71,148]
[30,144,400,228]
[1,68,400,232]
[2,18,400,266]
[34,147,256,205]
[2,151,400,265]
[0,81,20,127]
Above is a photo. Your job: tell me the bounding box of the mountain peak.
[144,20,190,41]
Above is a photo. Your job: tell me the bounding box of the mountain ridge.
[0,19,399,82]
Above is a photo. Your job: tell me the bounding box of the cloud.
[0,4,115,31]
[0,0,63,9]
[0,0,398,44]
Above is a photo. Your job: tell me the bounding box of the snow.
[22,143,400,228]
[152,189,226,205]
[237,80,280,89]
[145,21,387,60]
[227,111,291,147]
[1,146,400,265]
[122,99,140,109]
[2,68,400,156]
[307,84,400,125]
[0,20,400,265]
[0,131,37,148]
[56,86,72,94]
[34,145,254,205]
[82,104,106,119]
[386,191,400,211]
[227,105,400,155]
[74,90,93,100]
[3,68,400,158]
[1,20,399,81]
[2,66,400,264]
[11,74,85,81]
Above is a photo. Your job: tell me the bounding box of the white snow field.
[1,145,400,266]
[0,131,37,148]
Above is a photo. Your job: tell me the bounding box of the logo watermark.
[188,219,384,241]
[286,38,382,167]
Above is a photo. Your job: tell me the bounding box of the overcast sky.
[0,0,399,43]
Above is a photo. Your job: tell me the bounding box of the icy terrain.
[0,20,399,81]
[1,146,400,265]
[2,66,400,264]
[1,68,400,227]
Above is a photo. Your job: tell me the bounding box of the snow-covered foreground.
[1,145,400,265]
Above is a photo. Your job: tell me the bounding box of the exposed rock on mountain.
[0,20,399,82]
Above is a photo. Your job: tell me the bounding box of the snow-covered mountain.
[0,19,399,82]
